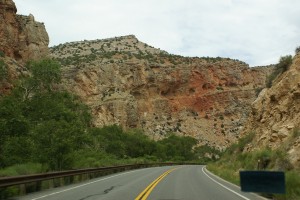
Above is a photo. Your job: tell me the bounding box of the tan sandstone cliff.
[1,0,276,151]
[0,0,49,95]
[242,53,300,168]
[51,35,272,149]
[0,0,49,63]
[1,0,273,150]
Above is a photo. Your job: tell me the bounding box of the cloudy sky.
[14,0,300,66]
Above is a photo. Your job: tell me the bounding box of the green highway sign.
[240,171,285,194]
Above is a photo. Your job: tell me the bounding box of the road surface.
[14,165,266,200]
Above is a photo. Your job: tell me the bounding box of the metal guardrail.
[0,162,199,188]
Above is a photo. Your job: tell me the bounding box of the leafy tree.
[0,59,92,170]
[125,129,157,158]
[31,120,86,170]
[1,136,33,167]
[0,94,30,167]
[88,126,127,158]
[20,59,61,99]
[194,145,221,161]
[0,95,29,140]
[24,92,91,126]
[159,134,197,161]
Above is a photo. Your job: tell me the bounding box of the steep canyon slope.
[51,35,271,149]
[242,53,300,168]
[0,0,49,63]
[0,0,49,95]
[1,0,273,150]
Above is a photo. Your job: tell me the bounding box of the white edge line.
[204,166,241,189]
[201,166,250,200]
[203,166,269,200]
[31,168,148,200]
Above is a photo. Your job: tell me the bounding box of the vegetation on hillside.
[0,59,218,177]
[295,46,300,55]
[266,55,293,88]
[207,130,300,200]
[0,60,8,82]
[51,37,248,68]
[0,51,5,57]
[208,52,299,199]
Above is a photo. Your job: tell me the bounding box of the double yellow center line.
[135,167,178,200]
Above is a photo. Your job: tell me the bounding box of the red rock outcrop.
[51,35,272,149]
[0,0,49,63]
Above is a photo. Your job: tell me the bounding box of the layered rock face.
[242,54,300,168]
[0,0,49,63]
[0,0,271,150]
[51,35,271,149]
[0,56,27,95]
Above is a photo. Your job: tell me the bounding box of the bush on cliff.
[266,55,292,88]
[0,60,8,81]
[208,130,300,200]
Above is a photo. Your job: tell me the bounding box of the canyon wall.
[242,53,300,168]
[51,35,272,149]
[0,0,49,63]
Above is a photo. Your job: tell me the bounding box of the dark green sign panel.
[240,171,285,194]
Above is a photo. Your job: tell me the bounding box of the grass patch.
[0,163,47,177]
[292,128,300,138]
[274,171,300,200]
[207,163,239,185]
[209,130,299,199]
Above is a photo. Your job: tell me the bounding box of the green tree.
[1,136,33,166]
[20,59,61,99]
[0,95,29,140]
[159,134,197,161]
[0,59,92,170]
[125,129,157,158]
[24,92,91,125]
[0,94,30,167]
[87,125,127,158]
[31,120,87,170]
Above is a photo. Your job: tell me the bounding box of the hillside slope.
[50,35,272,149]
[0,0,48,95]
[0,0,49,63]
[242,53,300,168]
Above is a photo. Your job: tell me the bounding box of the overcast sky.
[14,0,300,66]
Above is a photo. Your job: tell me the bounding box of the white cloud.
[13,0,300,66]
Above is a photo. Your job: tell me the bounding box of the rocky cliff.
[1,0,273,150]
[0,0,49,63]
[242,53,300,168]
[51,35,272,149]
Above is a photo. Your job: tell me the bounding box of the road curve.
[15,165,266,200]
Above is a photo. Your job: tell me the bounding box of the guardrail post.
[19,184,26,195]
[36,181,42,192]
[53,178,61,188]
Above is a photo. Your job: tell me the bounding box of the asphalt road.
[14,165,266,200]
